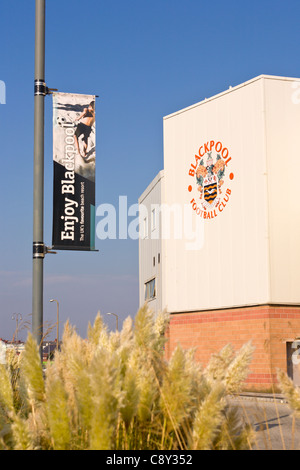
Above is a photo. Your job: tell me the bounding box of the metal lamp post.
[50,299,59,349]
[32,0,46,355]
[106,313,119,331]
[12,313,22,342]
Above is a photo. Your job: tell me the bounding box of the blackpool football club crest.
[196,152,225,210]
[188,140,234,220]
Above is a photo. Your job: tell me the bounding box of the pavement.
[228,394,299,450]
[230,392,288,403]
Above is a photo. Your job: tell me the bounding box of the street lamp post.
[12,313,22,342]
[50,299,59,349]
[106,313,119,331]
[32,0,46,356]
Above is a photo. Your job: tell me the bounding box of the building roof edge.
[138,170,164,203]
[163,74,299,120]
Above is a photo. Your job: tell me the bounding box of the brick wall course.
[165,305,300,391]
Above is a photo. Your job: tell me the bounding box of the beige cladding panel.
[162,78,271,312]
[264,78,300,304]
[139,173,164,314]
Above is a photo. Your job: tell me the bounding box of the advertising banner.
[52,92,96,251]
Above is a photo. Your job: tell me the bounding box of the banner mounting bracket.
[45,246,57,255]
[47,88,58,95]
[33,243,57,258]
[34,79,58,97]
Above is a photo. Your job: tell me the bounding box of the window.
[151,208,156,231]
[145,278,156,301]
[143,216,148,239]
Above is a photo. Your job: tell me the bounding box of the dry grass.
[0,306,256,450]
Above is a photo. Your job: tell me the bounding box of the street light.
[32,0,46,359]
[106,312,119,331]
[12,313,22,342]
[50,299,59,349]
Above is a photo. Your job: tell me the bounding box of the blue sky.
[1,0,300,340]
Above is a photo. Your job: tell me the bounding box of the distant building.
[139,75,300,391]
[43,340,59,362]
[0,339,25,364]
[0,338,60,364]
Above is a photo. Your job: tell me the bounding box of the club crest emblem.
[188,140,234,219]
[196,152,225,210]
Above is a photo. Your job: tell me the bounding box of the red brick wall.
[165,305,300,392]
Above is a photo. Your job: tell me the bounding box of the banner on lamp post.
[52,92,96,251]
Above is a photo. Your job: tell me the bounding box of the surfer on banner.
[74,101,95,159]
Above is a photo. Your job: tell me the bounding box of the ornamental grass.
[0,305,255,450]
